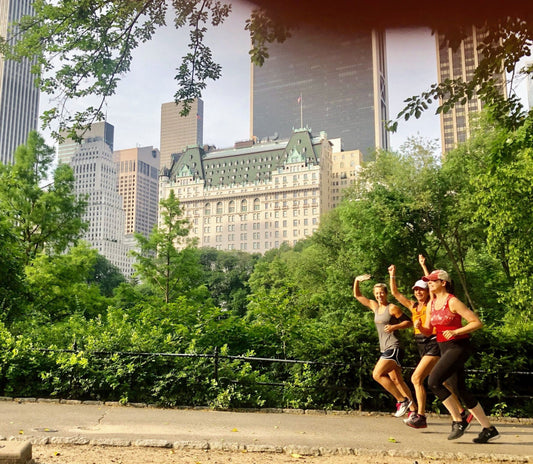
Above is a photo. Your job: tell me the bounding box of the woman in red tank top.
[422,269,500,444]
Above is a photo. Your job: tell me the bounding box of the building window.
[241,199,247,212]
[229,200,235,213]
[253,198,260,210]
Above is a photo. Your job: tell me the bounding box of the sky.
[39,1,446,154]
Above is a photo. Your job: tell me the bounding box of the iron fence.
[33,347,533,414]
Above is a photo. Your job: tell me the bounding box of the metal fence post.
[214,346,219,383]
[359,354,363,412]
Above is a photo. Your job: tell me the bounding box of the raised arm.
[419,254,436,300]
[418,254,430,277]
[353,274,374,309]
[388,264,414,310]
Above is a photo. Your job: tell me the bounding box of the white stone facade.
[70,138,134,276]
[160,129,339,254]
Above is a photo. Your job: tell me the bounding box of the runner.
[353,274,416,417]
[388,262,471,429]
[388,264,437,428]
[423,269,500,443]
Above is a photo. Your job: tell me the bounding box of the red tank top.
[430,294,469,342]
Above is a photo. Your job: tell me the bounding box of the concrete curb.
[2,435,530,462]
[0,397,531,462]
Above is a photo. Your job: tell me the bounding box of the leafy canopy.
[0,131,87,265]
[0,0,232,141]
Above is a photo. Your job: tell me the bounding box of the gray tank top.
[374,304,401,352]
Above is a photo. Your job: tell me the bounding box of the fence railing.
[31,347,533,413]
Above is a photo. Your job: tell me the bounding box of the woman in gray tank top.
[353,274,416,417]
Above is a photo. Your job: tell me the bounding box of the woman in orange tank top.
[388,263,438,429]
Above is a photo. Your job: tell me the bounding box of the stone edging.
[0,435,530,462]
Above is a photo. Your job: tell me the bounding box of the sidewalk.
[0,398,532,460]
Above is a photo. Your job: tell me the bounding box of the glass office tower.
[251,29,388,159]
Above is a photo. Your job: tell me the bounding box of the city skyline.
[38,2,443,156]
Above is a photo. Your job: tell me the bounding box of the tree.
[0,131,87,265]
[0,0,231,139]
[444,111,533,316]
[132,190,202,304]
[87,253,126,298]
[24,242,109,323]
[199,248,260,316]
[0,218,25,323]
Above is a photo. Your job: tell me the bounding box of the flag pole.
[299,92,303,128]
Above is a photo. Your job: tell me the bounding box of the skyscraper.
[436,26,507,153]
[59,121,134,276]
[251,29,388,159]
[57,121,114,165]
[160,99,204,170]
[114,146,160,238]
[0,0,40,164]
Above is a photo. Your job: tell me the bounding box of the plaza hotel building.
[159,128,361,254]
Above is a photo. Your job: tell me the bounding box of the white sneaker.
[394,399,412,417]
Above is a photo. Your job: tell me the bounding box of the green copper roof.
[168,129,325,187]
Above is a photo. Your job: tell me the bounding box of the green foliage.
[0,0,231,136]
[132,190,202,304]
[0,131,87,265]
[24,243,109,323]
[245,8,291,66]
[88,254,126,297]
[199,248,260,316]
[389,17,533,132]
[173,1,231,116]
[0,218,25,323]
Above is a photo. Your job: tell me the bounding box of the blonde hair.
[373,283,388,294]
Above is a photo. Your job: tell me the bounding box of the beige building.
[436,26,506,153]
[330,144,363,209]
[114,146,160,238]
[160,129,334,253]
[160,99,203,170]
[69,136,134,277]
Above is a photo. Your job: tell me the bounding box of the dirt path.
[31,444,527,464]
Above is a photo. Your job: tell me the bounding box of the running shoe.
[405,413,427,429]
[394,399,412,417]
[448,420,467,440]
[461,409,474,431]
[473,426,500,443]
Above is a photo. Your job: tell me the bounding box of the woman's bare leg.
[411,355,439,415]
